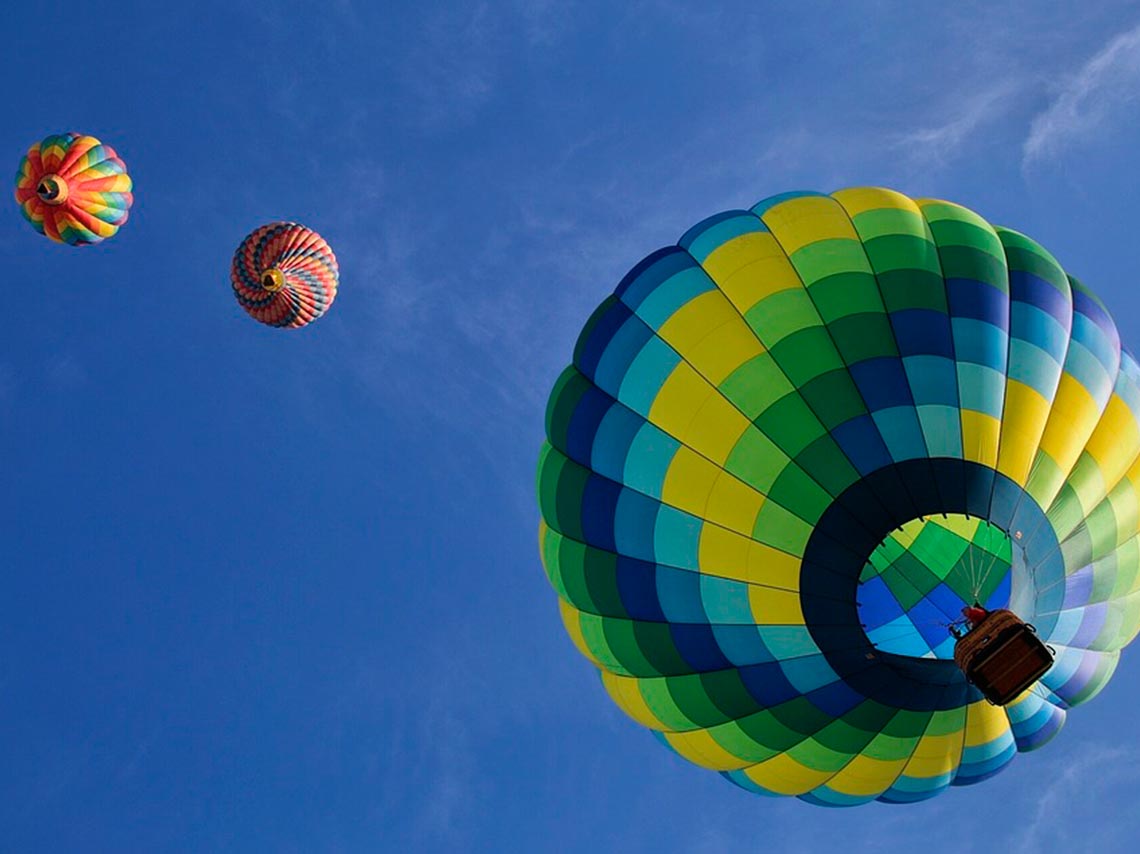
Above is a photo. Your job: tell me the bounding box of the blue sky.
[5,1,1140,851]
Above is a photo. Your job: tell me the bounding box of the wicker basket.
[953,609,1054,705]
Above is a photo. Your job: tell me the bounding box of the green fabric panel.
[707,719,782,763]
[666,674,736,728]
[754,393,829,457]
[537,446,587,541]
[813,715,883,755]
[1111,539,1140,599]
[793,436,862,497]
[576,612,635,675]
[770,697,838,736]
[792,239,874,285]
[701,669,770,720]
[747,288,831,346]
[828,313,899,362]
[580,542,627,617]
[808,272,887,323]
[724,429,794,494]
[752,501,814,555]
[799,369,868,429]
[735,709,809,752]
[877,267,949,313]
[996,229,1068,291]
[859,234,940,280]
[719,353,795,420]
[787,737,851,772]
[638,677,701,729]
[766,464,833,524]
[545,366,590,450]
[771,327,848,387]
[850,208,933,243]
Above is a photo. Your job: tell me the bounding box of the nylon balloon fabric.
[231,222,339,329]
[14,132,133,245]
[537,187,1140,806]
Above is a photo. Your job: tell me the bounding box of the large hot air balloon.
[537,187,1140,805]
[231,222,339,329]
[14,132,133,245]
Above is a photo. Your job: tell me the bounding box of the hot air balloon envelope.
[14,132,133,245]
[231,222,339,329]
[537,187,1140,805]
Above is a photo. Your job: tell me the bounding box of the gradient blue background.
[4,2,1140,851]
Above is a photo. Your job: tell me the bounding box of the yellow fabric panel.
[679,318,766,386]
[1084,396,1140,484]
[1037,374,1102,476]
[704,470,766,536]
[740,752,835,795]
[648,363,751,464]
[961,410,1000,468]
[996,381,1051,485]
[601,671,665,729]
[702,232,803,314]
[656,290,765,384]
[761,196,860,255]
[661,446,722,518]
[818,751,909,798]
[697,525,756,585]
[558,600,604,668]
[748,584,804,624]
[832,186,919,220]
[899,731,962,778]
[744,537,801,589]
[661,728,749,771]
[963,700,1010,748]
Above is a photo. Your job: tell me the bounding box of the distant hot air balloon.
[14,132,133,245]
[231,222,338,329]
[537,187,1140,805]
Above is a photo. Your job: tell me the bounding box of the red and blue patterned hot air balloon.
[14,132,133,245]
[231,222,339,329]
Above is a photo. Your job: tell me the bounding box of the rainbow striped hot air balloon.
[231,222,339,329]
[537,187,1140,805]
[14,132,133,245]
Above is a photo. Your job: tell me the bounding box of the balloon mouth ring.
[36,174,68,205]
[261,268,286,292]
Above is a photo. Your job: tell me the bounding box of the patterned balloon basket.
[537,187,1140,806]
[231,222,339,329]
[13,132,133,245]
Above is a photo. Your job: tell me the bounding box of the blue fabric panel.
[616,336,681,415]
[613,488,662,559]
[952,317,1008,371]
[591,401,644,482]
[892,308,955,358]
[615,556,667,621]
[614,247,693,306]
[947,278,1009,327]
[623,423,679,497]
[670,623,734,671]
[579,475,621,551]
[849,358,914,410]
[1009,271,1071,326]
[653,505,702,570]
[681,210,767,263]
[633,266,716,330]
[904,355,959,406]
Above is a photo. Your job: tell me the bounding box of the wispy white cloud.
[895,79,1025,169]
[1023,22,1140,168]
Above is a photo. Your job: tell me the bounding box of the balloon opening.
[36,174,68,205]
[857,515,1014,660]
[261,268,286,292]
